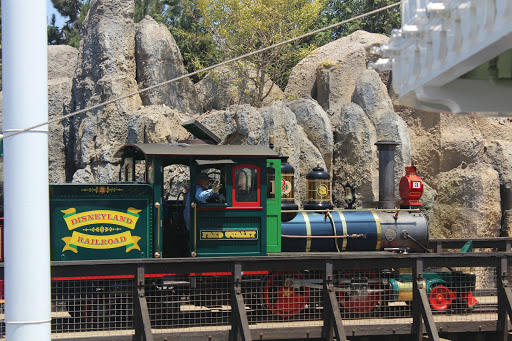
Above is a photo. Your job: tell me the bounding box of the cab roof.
[114,143,279,161]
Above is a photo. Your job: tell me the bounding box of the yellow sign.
[60,208,142,253]
[317,184,328,197]
[61,207,141,230]
[201,229,258,240]
[62,231,141,253]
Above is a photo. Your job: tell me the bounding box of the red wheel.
[429,285,455,311]
[338,271,381,314]
[263,271,310,317]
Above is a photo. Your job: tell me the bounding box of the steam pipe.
[2,0,51,340]
[375,141,399,209]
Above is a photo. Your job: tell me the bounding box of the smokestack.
[375,141,399,209]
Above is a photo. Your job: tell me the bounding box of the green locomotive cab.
[51,142,280,260]
[113,143,280,258]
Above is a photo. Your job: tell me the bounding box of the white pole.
[2,0,51,340]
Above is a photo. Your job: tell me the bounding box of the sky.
[47,0,67,28]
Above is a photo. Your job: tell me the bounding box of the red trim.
[52,275,135,281]
[232,164,261,207]
[244,271,270,275]
[50,270,270,281]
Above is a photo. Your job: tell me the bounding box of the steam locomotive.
[47,121,476,317]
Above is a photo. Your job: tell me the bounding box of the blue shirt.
[184,185,214,230]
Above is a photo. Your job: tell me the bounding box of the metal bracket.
[412,258,439,341]
[133,264,154,341]
[321,261,347,341]
[229,263,252,341]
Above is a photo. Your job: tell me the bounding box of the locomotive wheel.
[338,271,381,314]
[263,271,310,317]
[428,285,455,311]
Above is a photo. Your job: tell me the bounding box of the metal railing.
[1,238,512,341]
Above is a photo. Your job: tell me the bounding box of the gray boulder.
[48,45,79,183]
[332,103,378,208]
[286,99,333,173]
[429,162,501,239]
[128,105,191,144]
[484,140,512,235]
[438,115,484,172]
[285,30,388,118]
[420,182,437,224]
[135,16,201,115]
[70,0,142,182]
[48,45,79,79]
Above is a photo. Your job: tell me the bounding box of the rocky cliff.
[2,0,512,239]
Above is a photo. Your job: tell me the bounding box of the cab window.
[233,164,260,207]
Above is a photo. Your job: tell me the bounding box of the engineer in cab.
[183,173,222,230]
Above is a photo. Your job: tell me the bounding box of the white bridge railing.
[370,0,512,114]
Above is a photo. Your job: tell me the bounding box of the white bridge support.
[2,0,51,340]
[370,0,512,113]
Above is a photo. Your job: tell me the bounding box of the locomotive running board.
[229,263,252,341]
[321,261,348,341]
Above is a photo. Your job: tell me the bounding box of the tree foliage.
[311,0,401,47]
[197,0,325,107]
[48,0,90,48]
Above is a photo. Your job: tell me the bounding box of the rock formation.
[135,16,201,115]
[285,30,388,116]
[429,162,501,238]
[70,0,142,183]
[48,45,79,183]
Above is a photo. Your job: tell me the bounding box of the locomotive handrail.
[154,202,161,258]
[192,202,197,257]
[281,233,365,239]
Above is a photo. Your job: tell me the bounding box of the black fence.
[1,238,512,341]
